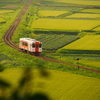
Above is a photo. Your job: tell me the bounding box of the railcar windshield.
[39,43,42,47]
[32,43,42,48]
[32,43,35,47]
[36,45,38,48]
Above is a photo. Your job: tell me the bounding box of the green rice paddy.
[60,35,100,50]
[38,10,68,17]
[93,26,100,31]
[80,61,100,68]
[45,0,100,6]
[0,68,100,100]
[0,10,14,15]
[31,18,100,31]
[67,13,100,18]
[80,9,100,14]
[0,18,5,22]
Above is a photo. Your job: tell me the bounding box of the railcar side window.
[22,42,28,46]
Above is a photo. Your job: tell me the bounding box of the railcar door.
[35,42,39,52]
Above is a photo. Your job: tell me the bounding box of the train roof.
[20,38,41,43]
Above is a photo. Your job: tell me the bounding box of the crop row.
[36,34,79,50]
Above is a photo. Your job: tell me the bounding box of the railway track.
[3,0,33,51]
[3,0,100,73]
[38,56,100,73]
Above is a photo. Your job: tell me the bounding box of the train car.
[19,38,42,55]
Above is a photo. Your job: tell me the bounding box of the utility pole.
[77,58,80,70]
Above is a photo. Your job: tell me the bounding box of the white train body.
[19,38,42,55]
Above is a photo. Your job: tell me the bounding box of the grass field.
[67,13,100,18]
[60,35,100,50]
[80,9,100,14]
[0,68,100,100]
[45,0,100,6]
[31,18,100,31]
[38,10,68,17]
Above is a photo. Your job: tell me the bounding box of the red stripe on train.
[35,41,39,52]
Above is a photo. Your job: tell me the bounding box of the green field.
[0,18,5,23]
[67,13,100,18]
[0,68,100,100]
[0,10,14,14]
[38,10,68,17]
[80,9,100,14]
[31,18,100,31]
[59,35,100,50]
[93,26,100,31]
[35,33,79,50]
[80,61,100,68]
[45,0,100,6]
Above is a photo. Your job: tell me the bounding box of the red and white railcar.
[19,38,42,55]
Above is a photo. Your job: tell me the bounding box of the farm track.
[3,0,100,73]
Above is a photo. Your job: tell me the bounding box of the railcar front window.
[39,44,42,47]
[32,43,35,47]
[36,45,38,48]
